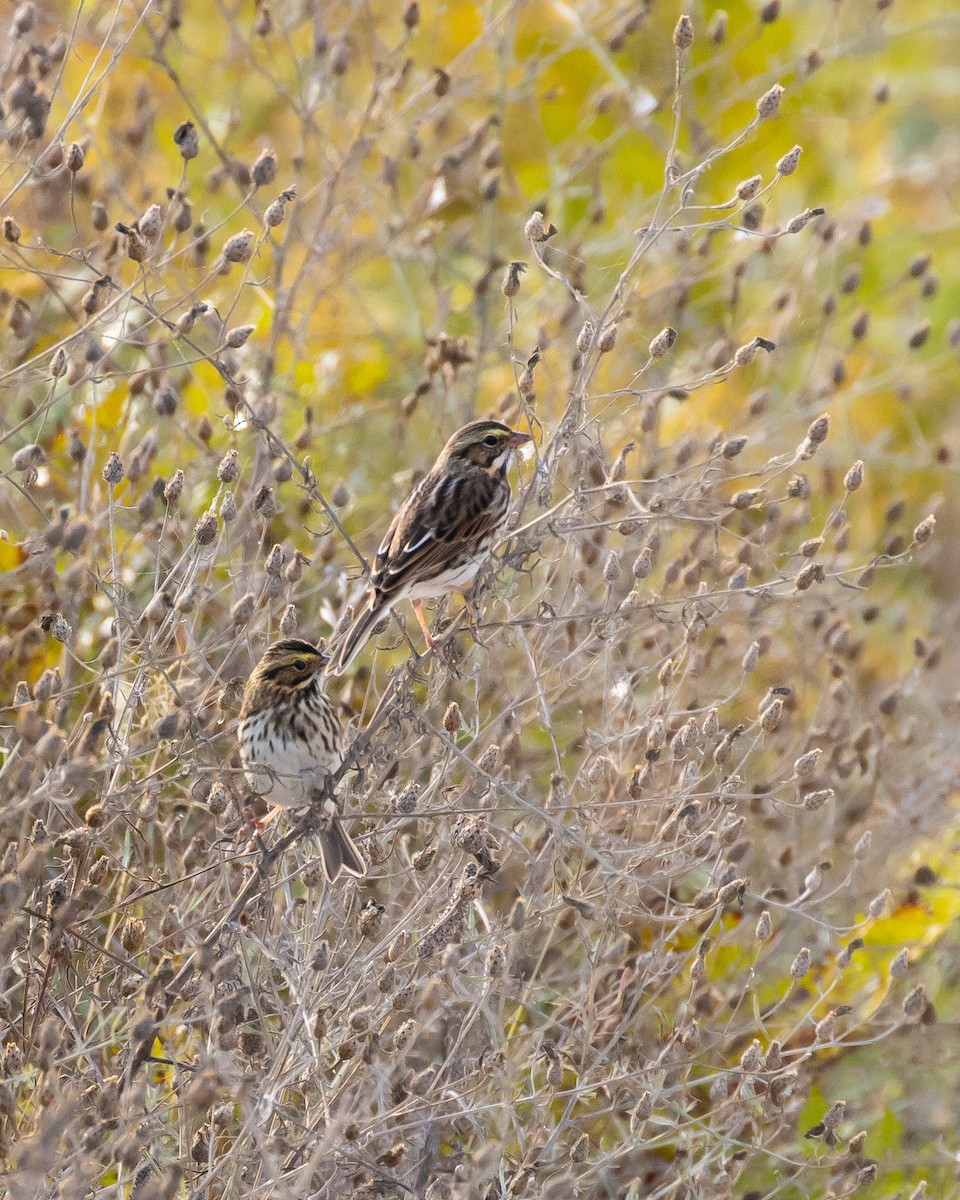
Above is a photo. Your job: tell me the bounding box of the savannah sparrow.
[238,638,366,881]
[326,419,532,675]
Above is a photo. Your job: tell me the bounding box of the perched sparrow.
[326,420,532,675]
[238,638,366,881]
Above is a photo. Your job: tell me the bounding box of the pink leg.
[412,600,437,648]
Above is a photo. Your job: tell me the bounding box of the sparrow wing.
[371,469,508,603]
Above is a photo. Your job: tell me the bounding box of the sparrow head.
[441,420,532,473]
[252,638,330,690]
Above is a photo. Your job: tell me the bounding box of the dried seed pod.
[673,14,693,49]
[194,510,218,545]
[230,592,256,625]
[649,326,677,358]
[216,449,238,483]
[912,514,935,544]
[776,145,802,175]
[907,321,931,349]
[12,442,44,472]
[902,984,926,1019]
[102,451,124,484]
[757,83,784,119]
[222,229,254,263]
[251,148,277,188]
[843,460,864,492]
[790,946,810,980]
[163,468,184,503]
[225,324,255,348]
[174,121,200,160]
[3,216,22,242]
[866,889,888,920]
[736,174,762,201]
[264,186,295,228]
[443,702,462,733]
[524,210,556,242]
[501,260,526,298]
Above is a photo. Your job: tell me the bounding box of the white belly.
[239,711,340,808]
[404,558,482,602]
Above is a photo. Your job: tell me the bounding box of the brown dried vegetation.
[0,2,957,1198]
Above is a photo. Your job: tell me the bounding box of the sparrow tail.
[317,811,367,882]
[326,601,386,676]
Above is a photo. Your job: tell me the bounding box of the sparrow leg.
[412,600,437,649]
[241,804,280,854]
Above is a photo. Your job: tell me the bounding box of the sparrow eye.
[483,434,500,447]
[293,658,307,671]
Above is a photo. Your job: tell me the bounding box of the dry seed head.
[331,479,350,507]
[632,546,653,579]
[786,207,825,234]
[102,451,124,484]
[795,561,824,590]
[742,641,760,672]
[443,702,462,733]
[252,148,277,187]
[890,948,909,978]
[138,203,162,239]
[222,229,254,263]
[908,320,931,349]
[164,469,184,503]
[913,514,935,544]
[220,493,237,522]
[736,175,762,201]
[740,1040,762,1072]
[218,449,239,483]
[761,698,782,731]
[501,260,526,298]
[174,121,199,160]
[903,984,926,1019]
[3,216,22,242]
[908,252,931,278]
[603,552,621,583]
[254,485,277,517]
[194,510,218,545]
[230,592,256,626]
[790,947,810,980]
[265,187,295,227]
[757,83,784,119]
[722,436,747,458]
[776,144,802,175]
[866,888,889,920]
[225,324,255,349]
[412,846,436,871]
[649,326,677,358]
[598,323,617,353]
[731,488,763,510]
[12,443,44,471]
[844,460,864,492]
[673,14,693,49]
[524,210,546,242]
[576,320,595,354]
[794,747,821,778]
[854,830,872,859]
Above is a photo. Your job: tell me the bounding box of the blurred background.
[2,1,960,1197]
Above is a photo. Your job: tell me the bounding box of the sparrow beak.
[507,430,533,449]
